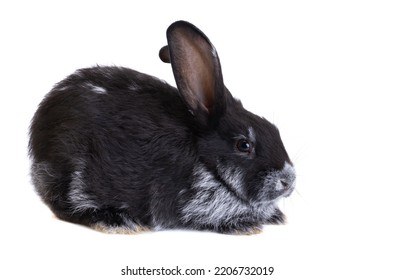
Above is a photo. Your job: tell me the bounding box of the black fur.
[29,21,295,234]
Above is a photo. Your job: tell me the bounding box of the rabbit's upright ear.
[166,21,226,124]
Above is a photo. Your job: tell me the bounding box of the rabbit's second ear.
[166,21,226,124]
[159,46,170,63]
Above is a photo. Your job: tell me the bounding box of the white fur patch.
[181,160,296,229]
[68,165,99,213]
[181,164,247,227]
[216,164,246,200]
[181,164,275,228]
[119,213,142,229]
[85,83,107,94]
[248,126,256,143]
[56,86,70,91]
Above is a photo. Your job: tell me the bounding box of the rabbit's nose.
[277,175,296,197]
[276,177,294,191]
[280,179,290,189]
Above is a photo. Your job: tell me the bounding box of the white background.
[1,0,394,279]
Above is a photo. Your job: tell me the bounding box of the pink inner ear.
[170,27,217,115]
[184,44,215,113]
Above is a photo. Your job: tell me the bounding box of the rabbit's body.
[29,21,295,234]
[30,67,197,232]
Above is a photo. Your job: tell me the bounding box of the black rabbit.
[29,21,295,234]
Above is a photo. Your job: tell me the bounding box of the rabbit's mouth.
[261,162,296,201]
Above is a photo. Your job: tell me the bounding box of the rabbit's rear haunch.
[29,21,296,234]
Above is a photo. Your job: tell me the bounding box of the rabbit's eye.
[236,139,252,154]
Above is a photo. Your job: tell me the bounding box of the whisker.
[291,142,309,164]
